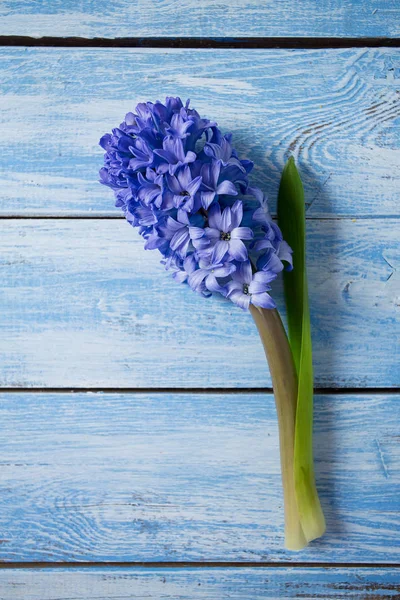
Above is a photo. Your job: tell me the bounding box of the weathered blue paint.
[0,219,398,388]
[1,48,399,217]
[0,0,399,39]
[0,567,399,599]
[0,392,399,563]
[1,3,400,591]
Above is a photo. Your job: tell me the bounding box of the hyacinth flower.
[99,97,325,550]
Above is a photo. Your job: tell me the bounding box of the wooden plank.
[0,218,398,389]
[0,391,399,562]
[1,47,399,217]
[0,567,399,599]
[0,0,399,39]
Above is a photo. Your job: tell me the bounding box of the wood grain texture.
[1,219,398,389]
[1,48,399,217]
[0,391,399,562]
[0,0,399,39]
[0,567,400,599]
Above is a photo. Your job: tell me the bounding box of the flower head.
[99,97,293,310]
[166,166,202,212]
[226,261,277,310]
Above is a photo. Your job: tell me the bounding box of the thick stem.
[250,305,307,551]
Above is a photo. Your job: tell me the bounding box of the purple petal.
[230,200,243,228]
[193,237,211,251]
[189,226,205,240]
[170,229,189,252]
[201,190,216,209]
[174,193,194,212]
[234,260,252,284]
[253,270,277,284]
[220,206,232,233]
[216,180,238,197]
[228,239,248,261]
[212,240,229,263]
[172,138,185,161]
[254,239,274,252]
[179,237,190,257]
[188,269,208,290]
[204,143,216,159]
[137,209,157,227]
[226,280,242,295]
[212,263,236,278]
[186,175,202,196]
[248,280,270,295]
[185,150,197,164]
[177,165,192,188]
[208,203,222,229]
[261,252,284,274]
[145,167,156,181]
[252,206,270,224]
[184,254,197,275]
[137,172,148,186]
[211,160,221,188]
[188,268,207,291]
[249,271,277,293]
[166,174,182,193]
[204,227,220,240]
[278,240,293,270]
[154,149,176,163]
[231,227,253,241]
[205,273,225,294]
[99,133,113,151]
[229,289,251,310]
[138,186,160,205]
[177,209,190,225]
[173,270,188,283]
[251,292,276,309]
[166,216,184,233]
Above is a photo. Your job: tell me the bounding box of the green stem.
[293,285,326,542]
[250,305,307,551]
[277,157,326,543]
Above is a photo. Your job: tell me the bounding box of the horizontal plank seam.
[0,215,399,221]
[1,36,400,49]
[2,561,400,569]
[0,387,398,395]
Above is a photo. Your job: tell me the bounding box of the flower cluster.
[99,97,292,310]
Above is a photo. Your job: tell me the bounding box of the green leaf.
[277,157,326,542]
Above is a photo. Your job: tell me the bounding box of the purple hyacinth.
[166,166,202,212]
[226,261,277,310]
[201,200,253,263]
[99,96,293,311]
[188,258,236,296]
[200,160,238,209]
[154,137,196,174]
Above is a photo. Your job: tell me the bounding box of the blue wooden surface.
[1,2,400,598]
[0,0,399,39]
[1,219,399,388]
[1,48,400,217]
[1,392,399,563]
[0,567,399,599]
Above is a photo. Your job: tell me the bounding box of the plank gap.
[2,561,400,569]
[1,36,400,49]
[1,215,399,221]
[0,387,399,394]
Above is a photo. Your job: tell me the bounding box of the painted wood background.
[1,219,398,388]
[1,392,400,563]
[0,567,399,599]
[0,0,399,39]
[1,1,400,598]
[2,48,400,218]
